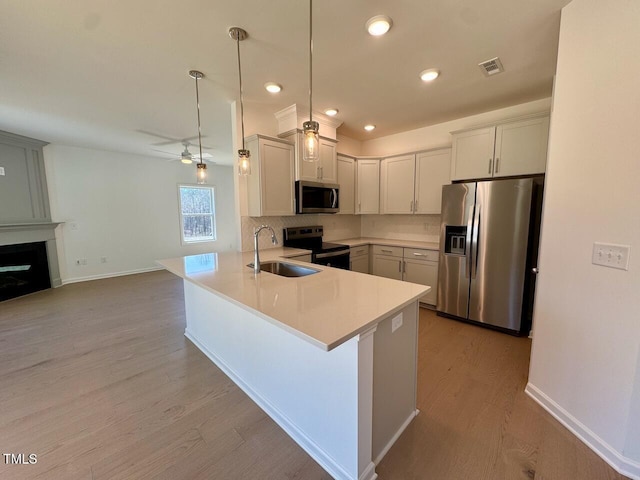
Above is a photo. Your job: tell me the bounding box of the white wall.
[527,0,640,476]
[360,98,551,157]
[336,134,363,157]
[44,144,237,283]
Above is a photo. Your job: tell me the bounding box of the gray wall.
[0,130,50,224]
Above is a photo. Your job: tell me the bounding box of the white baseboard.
[373,409,418,465]
[61,266,163,285]
[525,383,640,480]
[358,461,377,480]
[185,330,364,480]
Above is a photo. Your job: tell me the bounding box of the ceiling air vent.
[478,57,504,77]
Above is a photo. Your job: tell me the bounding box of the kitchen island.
[158,249,429,480]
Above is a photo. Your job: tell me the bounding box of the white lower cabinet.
[350,245,370,274]
[402,248,438,306]
[370,245,439,305]
[372,245,403,280]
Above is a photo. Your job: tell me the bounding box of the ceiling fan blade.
[153,135,208,146]
[137,129,180,142]
[151,148,177,156]
[193,152,214,159]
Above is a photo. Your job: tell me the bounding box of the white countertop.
[336,237,440,251]
[158,247,429,352]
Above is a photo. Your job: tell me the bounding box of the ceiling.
[0,0,570,166]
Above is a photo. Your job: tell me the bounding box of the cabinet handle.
[414,200,418,212]
[382,249,393,254]
[403,260,406,274]
[495,158,500,173]
[358,202,361,213]
[410,200,414,212]
[488,158,493,174]
[413,252,426,256]
[398,261,402,273]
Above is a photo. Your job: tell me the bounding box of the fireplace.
[0,242,51,301]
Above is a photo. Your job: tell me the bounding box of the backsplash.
[241,215,362,251]
[361,215,441,243]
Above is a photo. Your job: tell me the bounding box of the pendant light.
[189,70,207,184]
[303,0,319,162]
[229,27,251,176]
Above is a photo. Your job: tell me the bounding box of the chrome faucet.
[253,225,278,274]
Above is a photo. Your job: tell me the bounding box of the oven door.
[313,250,350,270]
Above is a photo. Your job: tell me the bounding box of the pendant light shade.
[303,0,319,162]
[196,162,207,184]
[238,149,251,176]
[302,121,319,162]
[189,69,207,184]
[230,27,251,176]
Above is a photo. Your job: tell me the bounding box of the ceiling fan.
[152,142,214,164]
[137,129,214,149]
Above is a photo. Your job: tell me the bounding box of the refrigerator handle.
[471,205,481,279]
[466,216,473,278]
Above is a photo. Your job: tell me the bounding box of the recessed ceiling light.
[420,69,440,82]
[366,15,393,36]
[264,82,282,93]
[364,124,376,131]
[325,108,339,116]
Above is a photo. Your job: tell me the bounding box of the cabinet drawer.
[372,245,403,257]
[403,248,439,262]
[350,245,369,258]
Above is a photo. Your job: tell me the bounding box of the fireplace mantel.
[0,222,63,233]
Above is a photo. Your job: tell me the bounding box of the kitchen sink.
[247,261,319,277]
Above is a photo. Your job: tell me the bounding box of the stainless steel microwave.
[295,181,339,214]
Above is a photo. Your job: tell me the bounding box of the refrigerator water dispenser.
[444,226,467,255]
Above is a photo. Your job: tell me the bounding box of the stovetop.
[318,242,349,253]
[282,226,349,253]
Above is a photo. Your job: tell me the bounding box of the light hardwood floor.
[0,271,627,480]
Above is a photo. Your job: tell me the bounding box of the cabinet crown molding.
[450,111,550,136]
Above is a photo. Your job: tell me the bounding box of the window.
[178,185,216,243]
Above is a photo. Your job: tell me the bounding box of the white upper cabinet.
[450,127,496,181]
[280,130,338,184]
[415,148,451,214]
[336,155,356,214]
[380,154,415,214]
[494,116,550,177]
[245,135,295,217]
[380,148,451,215]
[451,114,550,181]
[356,159,380,214]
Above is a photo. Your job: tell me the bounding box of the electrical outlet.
[391,313,403,333]
[592,243,630,270]
[0,167,5,176]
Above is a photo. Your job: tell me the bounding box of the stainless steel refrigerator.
[436,177,542,334]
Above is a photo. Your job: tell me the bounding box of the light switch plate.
[592,242,630,270]
[391,313,403,333]
[0,167,5,176]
